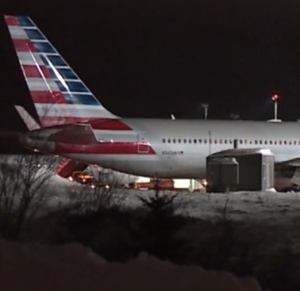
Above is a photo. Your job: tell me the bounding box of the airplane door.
[137,133,150,153]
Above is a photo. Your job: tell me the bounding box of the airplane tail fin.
[5,15,118,128]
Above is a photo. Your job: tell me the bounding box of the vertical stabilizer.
[5,15,118,128]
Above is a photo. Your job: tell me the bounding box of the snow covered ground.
[121,190,300,224]
[21,183,300,255]
[33,184,300,242]
[0,236,262,291]
[118,190,300,255]
[1,184,299,290]
[44,186,300,231]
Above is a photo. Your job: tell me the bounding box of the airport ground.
[0,153,299,290]
[4,179,300,291]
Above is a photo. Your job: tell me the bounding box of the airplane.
[4,15,300,191]
[14,106,141,187]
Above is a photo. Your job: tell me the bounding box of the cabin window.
[162,138,166,143]
[224,139,227,144]
[294,141,297,145]
[204,139,207,144]
[188,139,192,143]
[239,140,243,144]
[289,141,292,145]
[178,139,181,143]
[269,140,273,145]
[219,139,222,144]
[183,139,187,143]
[194,139,197,144]
[229,140,232,144]
[198,139,202,143]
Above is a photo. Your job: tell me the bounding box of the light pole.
[272,94,279,120]
[201,103,209,120]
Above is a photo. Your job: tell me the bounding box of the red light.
[272,94,279,101]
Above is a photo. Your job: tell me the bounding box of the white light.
[201,179,208,187]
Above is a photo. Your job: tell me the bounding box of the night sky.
[1,0,300,134]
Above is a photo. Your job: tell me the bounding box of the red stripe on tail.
[5,16,20,26]
[22,65,52,78]
[89,119,132,130]
[12,39,36,52]
[31,91,67,104]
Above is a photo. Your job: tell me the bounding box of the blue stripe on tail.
[22,20,104,107]
[17,16,34,27]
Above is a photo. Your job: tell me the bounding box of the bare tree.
[0,154,60,239]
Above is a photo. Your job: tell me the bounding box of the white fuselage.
[59,119,300,179]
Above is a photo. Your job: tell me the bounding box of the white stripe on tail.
[5,15,118,128]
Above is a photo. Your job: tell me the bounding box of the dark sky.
[1,0,300,132]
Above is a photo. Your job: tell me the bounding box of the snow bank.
[0,237,261,291]
[120,190,300,225]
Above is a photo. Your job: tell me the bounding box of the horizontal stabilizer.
[15,105,41,130]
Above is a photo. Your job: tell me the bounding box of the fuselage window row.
[162,138,300,145]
